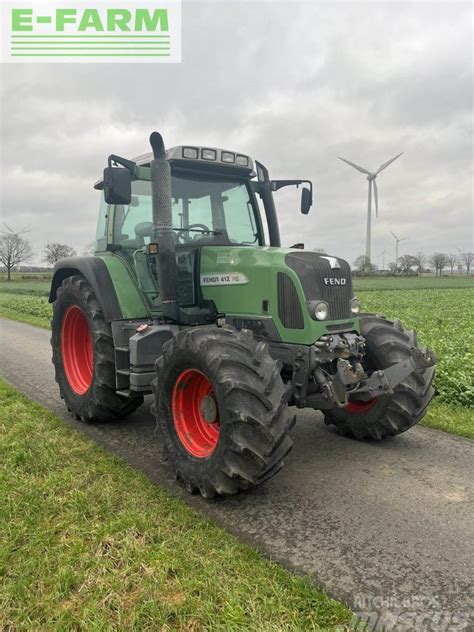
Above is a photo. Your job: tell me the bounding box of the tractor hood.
[199,246,357,345]
[284,251,353,321]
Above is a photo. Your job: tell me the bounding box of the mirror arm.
[271,179,313,201]
[107,154,136,174]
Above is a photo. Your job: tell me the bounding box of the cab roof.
[94,145,255,190]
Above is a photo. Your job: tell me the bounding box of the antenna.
[338,152,403,260]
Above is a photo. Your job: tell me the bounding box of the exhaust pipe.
[149,131,179,322]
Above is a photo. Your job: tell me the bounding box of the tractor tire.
[151,326,295,498]
[323,314,435,440]
[51,275,143,422]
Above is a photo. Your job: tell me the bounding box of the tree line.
[353,252,473,277]
[0,233,95,280]
[1,231,473,281]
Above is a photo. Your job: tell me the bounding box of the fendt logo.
[324,277,347,286]
[0,1,181,63]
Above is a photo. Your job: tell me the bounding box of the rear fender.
[49,256,123,321]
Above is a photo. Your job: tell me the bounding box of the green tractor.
[50,132,436,498]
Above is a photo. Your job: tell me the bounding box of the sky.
[0,0,472,268]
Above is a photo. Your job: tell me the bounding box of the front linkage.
[268,325,436,411]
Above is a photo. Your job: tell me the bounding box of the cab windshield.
[113,172,263,249]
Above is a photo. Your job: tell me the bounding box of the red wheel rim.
[171,369,220,458]
[61,305,93,395]
[345,398,377,413]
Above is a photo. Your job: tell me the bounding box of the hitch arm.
[351,347,436,401]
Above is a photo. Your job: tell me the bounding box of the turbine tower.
[390,230,409,266]
[338,152,403,261]
[378,247,392,271]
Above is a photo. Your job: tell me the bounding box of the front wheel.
[152,326,295,498]
[324,314,435,440]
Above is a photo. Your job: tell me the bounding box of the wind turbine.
[378,247,392,270]
[338,152,403,261]
[1,223,31,237]
[390,230,409,266]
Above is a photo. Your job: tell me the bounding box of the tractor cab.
[95,144,311,253]
[94,144,313,314]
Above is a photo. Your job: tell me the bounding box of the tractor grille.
[277,272,305,329]
[285,252,352,321]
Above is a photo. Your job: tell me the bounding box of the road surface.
[1,318,472,630]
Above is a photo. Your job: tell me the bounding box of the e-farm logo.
[0,1,181,63]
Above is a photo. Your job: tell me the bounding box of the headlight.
[350,298,361,315]
[182,147,199,159]
[314,301,329,320]
[236,154,249,166]
[201,148,217,161]
[221,151,235,163]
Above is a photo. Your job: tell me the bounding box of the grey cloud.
[0,1,472,265]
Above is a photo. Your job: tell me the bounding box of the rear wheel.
[152,326,295,498]
[51,275,143,422]
[324,314,435,440]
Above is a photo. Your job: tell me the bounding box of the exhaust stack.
[149,131,179,321]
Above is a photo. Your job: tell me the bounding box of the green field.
[353,275,473,291]
[0,275,51,296]
[0,276,472,435]
[0,380,351,630]
[358,288,474,408]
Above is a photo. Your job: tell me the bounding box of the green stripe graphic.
[11,53,171,57]
[12,47,170,50]
[11,34,170,38]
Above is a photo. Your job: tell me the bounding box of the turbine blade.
[373,179,379,217]
[338,157,371,175]
[390,230,398,240]
[3,222,15,234]
[376,152,403,174]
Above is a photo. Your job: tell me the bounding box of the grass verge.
[0,380,351,631]
[421,400,473,439]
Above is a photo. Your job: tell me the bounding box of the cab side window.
[113,181,153,249]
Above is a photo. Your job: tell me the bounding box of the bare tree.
[0,234,33,280]
[388,261,398,275]
[83,240,96,256]
[461,252,473,276]
[353,255,376,276]
[429,253,449,278]
[413,252,426,277]
[44,242,77,266]
[446,254,458,277]
[398,254,418,275]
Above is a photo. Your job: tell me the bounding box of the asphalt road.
[1,318,472,630]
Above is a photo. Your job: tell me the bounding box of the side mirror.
[301,187,312,214]
[103,167,132,205]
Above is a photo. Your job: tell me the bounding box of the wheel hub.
[200,395,217,423]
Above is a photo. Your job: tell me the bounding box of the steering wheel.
[177,223,212,243]
[187,223,211,233]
